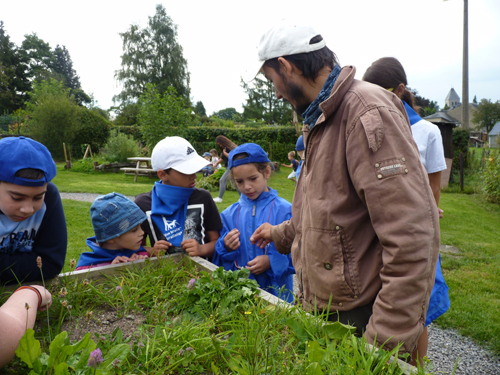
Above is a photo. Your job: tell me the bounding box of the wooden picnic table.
[120,157,156,182]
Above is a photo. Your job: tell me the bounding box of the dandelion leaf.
[323,321,356,340]
[306,362,324,375]
[15,328,41,368]
[306,341,325,363]
[48,331,69,367]
[53,362,70,375]
[102,343,130,369]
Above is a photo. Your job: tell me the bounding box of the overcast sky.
[2,0,499,116]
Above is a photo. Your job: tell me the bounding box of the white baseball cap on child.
[151,136,210,174]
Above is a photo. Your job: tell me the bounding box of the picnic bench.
[120,157,155,182]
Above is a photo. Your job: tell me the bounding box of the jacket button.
[402,157,406,162]
[375,163,380,168]
[338,302,343,307]
[335,225,340,230]
[324,262,332,270]
[354,295,358,299]
[422,305,426,310]
[405,169,408,173]
[377,174,383,179]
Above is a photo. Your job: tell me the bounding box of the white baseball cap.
[151,136,210,174]
[245,22,326,82]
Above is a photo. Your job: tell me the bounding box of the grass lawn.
[56,162,500,354]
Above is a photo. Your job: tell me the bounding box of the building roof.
[424,111,460,124]
[445,88,460,102]
[489,122,500,136]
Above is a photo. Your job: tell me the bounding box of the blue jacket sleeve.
[0,183,67,284]
[213,206,239,270]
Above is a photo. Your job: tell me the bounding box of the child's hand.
[129,253,148,261]
[224,229,240,251]
[250,223,273,248]
[181,239,201,257]
[438,208,444,219]
[150,240,171,256]
[246,255,270,275]
[112,256,132,264]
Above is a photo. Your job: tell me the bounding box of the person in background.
[210,149,221,171]
[75,193,149,270]
[0,137,67,285]
[363,56,450,365]
[0,285,52,367]
[213,143,295,302]
[249,22,439,358]
[135,136,222,259]
[213,135,238,203]
[201,152,214,177]
[281,151,299,182]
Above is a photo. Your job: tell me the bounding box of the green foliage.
[481,152,500,203]
[452,128,471,171]
[241,77,293,125]
[25,79,79,159]
[114,4,190,103]
[111,102,140,126]
[100,128,140,162]
[70,106,111,158]
[193,101,206,117]
[472,98,500,132]
[212,107,239,120]
[138,84,192,150]
[421,100,440,117]
[196,168,234,192]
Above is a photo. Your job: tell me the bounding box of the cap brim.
[243,59,266,83]
[172,155,211,175]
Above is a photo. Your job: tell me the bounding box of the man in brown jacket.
[250,23,440,356]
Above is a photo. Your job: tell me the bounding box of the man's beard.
[282,75,311,116]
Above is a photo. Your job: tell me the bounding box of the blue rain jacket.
[213,188,295,302]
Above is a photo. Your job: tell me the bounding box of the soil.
[60,307,146,342]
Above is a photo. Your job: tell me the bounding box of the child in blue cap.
[0,137,67,285]
[213,143,295,302]
[76,193,149,270]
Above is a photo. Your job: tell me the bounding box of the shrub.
[100,129,140,162]
[482,152,500,203]
[196,168,236,192]
[70,107,111,158]
[452,128,471,170]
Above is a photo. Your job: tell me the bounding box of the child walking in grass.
[76,193,149,270]
[213,143,295,302]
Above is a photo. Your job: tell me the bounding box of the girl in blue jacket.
[213,143,295,302]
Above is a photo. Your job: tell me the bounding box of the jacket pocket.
[303,226,357,303]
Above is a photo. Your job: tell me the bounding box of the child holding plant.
[0,137,67,285]
[213,143,295,302]
[75,193,149,270]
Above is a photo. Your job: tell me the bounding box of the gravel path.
[61,192,500,374]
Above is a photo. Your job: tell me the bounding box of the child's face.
[232,164,271,200]
[158,169,197,189]
[0,182,47,222]
[288,155,294,161]
[106,224,144,251]
[204,156,211,161]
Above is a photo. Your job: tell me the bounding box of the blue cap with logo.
[228,143,271,169]
[90,192,147,243]
[0,136,57,187]
[295,135,304,151]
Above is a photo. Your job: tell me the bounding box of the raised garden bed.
[2,255,422,374]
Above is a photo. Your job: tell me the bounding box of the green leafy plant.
[481,152,500,203]
[99,128,140,162]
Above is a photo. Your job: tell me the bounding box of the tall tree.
[0,21,30,113]
[213,107,238,120]
[114,4,190,104]
[472,99,500,132]
[241,77,293,125]
[20,33,54,82]
[194,101,206,117]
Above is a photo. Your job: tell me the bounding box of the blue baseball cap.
[90,192,147,243]
[0,137,57,186]
[202,152,211,157]
[228,143,271,169]
[295,135,304,151]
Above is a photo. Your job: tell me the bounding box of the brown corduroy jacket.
[270,66,440,354]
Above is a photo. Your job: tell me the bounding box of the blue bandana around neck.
[403,101,422,126]
[151,182,194,247]
[302,64,342,128]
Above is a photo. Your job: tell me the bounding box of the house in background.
[489,122,500,148]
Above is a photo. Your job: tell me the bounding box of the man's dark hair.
[15,168,45,180]
[263,35,339,82]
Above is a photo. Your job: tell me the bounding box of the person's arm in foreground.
[0,286,52,368]
[428,171,443,218]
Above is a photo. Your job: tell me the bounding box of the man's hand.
[250,223,273,248]
[224,229,240,251]
[246,255,270,275]
[181,239,201,257]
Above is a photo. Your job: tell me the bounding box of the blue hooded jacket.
[213,188,295,302]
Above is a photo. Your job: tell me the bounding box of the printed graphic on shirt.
[0,203,46,254]
[184,204,205,244]
[161,217,183,242]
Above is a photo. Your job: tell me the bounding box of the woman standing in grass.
[213,135,238,203]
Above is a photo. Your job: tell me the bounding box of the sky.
[2,0,499,116]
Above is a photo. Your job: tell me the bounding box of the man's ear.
[157,169,167,181]
[277,57,294,77]
[395,83,406,98]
